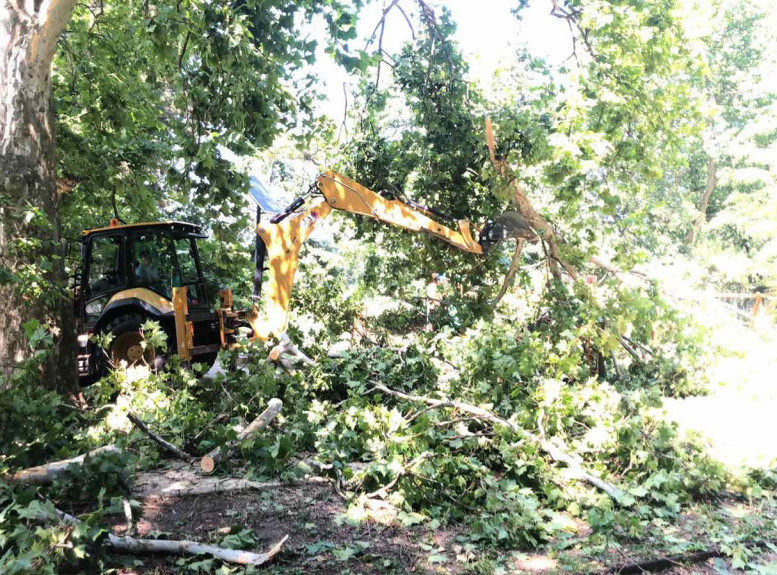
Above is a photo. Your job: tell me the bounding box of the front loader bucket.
[479,211,538,253]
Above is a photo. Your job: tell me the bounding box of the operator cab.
[78,220,209,328]
[75,220,217,379]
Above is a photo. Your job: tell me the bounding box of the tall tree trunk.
[684,157,716,245]
[0,0,78,390]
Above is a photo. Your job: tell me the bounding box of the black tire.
[100,313,165,372]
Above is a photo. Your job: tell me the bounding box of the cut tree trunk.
[6,444,121,485]
[684,157,716,245]
[0,0,78,391]
[200,398,283,473]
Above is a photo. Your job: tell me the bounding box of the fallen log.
[534,410,622,500]
[6,445,121,485]
[49,507,287,566]
[369,382,623,500]
[127,413,195,463]
[133,468,329,498]
[200,398,283,474]
[107,533,288,566]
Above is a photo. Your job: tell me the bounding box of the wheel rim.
[111,331,156,367]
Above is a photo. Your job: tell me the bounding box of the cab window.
[87,235,123,297]
[173,237,202,303]
[132,232,176,299]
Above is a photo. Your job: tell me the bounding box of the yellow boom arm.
[250,171,484,340]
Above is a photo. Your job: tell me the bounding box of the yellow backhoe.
[74,171,535,379]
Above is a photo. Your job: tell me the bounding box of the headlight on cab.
[85,300,104,315]
[84,297,108,321]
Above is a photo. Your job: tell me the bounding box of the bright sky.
[315,0,571,121]
[235,1,569,208]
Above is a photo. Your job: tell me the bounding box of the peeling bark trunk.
[0,0,78,390]
[684,157,716,245]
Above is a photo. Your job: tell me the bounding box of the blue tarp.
[247,176,286,214]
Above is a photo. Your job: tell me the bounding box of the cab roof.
[82,220,204,236]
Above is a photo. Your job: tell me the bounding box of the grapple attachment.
[479,211,538,253]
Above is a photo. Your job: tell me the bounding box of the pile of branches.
[1,395,289,569]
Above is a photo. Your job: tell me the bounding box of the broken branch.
[200,398,283,474]
[370,382,623,499]
[367,452,432,498]
[127,413,195,462]
[49,507,287,566]
[600,549,721,575]
[122,497,134,536]
[618,336,641,361]
[492,238,526,308]
[589,256,622,283]
[108,533,289,565]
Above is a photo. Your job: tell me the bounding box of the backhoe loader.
[74,171,535,380]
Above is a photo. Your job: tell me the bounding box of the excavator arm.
[315,171,484,254]
[249,170,534,340]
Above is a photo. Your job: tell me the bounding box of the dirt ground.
[111,477,469,574]
[107,472,772,575]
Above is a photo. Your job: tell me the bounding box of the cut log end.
[200,457,216,474]
[199,398,282,474]
[268,346,283,361]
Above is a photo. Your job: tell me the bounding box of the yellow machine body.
[76,171,534,374]
[254,171,486,339]
[108,288,174,314]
